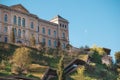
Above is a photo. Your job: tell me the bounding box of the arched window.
[42,27,45,34]
[48,29,51,35]
[31,22,34,29]
[18,29,21,38]
[54,31,56,37]
[18,17,21,26]
[22,18,25,27]
[4,14,8,22]
[13,15,17,24]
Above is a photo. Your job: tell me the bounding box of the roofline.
[0,4,58,26]
[10,4,29,13]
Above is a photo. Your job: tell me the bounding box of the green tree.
[10,28,15,43]
[30,36,36,47]
[89,45,106,64]
[57,53,65,80]
[115,51,120,63]
[115,51,120,74]
[89,52,102,64]
[66,44,72,50]
[12,47,32,74]
[91,45,106,56]
[70,66,85,80]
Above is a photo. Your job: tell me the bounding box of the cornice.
[0,4,59,27]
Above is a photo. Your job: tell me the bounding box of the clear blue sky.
[0,0,120,59]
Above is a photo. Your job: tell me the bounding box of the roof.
[0,4,58,26]
[64,59,86,74]
[10,4,29,13]
[51,15,68,22]
[42,68,57,80]
[103,48,111,55]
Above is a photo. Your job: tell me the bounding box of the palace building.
[0,4,69,49]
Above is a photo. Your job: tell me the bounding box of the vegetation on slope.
[0,42,120,80]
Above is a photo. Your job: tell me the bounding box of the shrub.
[11,47,32,74]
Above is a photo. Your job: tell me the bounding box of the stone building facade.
[0,4,69,48]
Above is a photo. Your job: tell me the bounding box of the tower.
[50,15,69,49]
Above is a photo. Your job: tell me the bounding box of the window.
[18,17,21,26]
[22,18,25,27]
[42,27,45,34]
[48,40,51,47]
[42,38,46,44]
[22,30,25,38]
[38,26,39,32]
[31,22,34,29]
[60,24,61,27]
[65,25,66,28]
[13,15,17,24]
[14,28,17,36]
[54,40,57,47]
[54,31,56,37]
[62,24,64,28]
[23,30,25,35]
[62,43,66,49]
[31,33,34,37]
[48,29,51,35]
[4,37,8,42]
[4,14,8,22]
[62,33,65,39]
[18,29,21,38]
[4,27,8,33]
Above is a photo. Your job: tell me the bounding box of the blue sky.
[0,0,120,59]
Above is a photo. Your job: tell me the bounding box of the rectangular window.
[54,40,57,47]
[4,27,7,33]
[48,29,51,35]
[42,38,46,44]
[62,33,65,39]
[13,15,17,25]
[38,26,39,32]
[31,22,34,29]
[62,43,66,49]
[42,27,45,34]
[48,40,51,47]
[54,31,56,37]
[4,37,8,42]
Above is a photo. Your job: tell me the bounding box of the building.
[0,4,69,48]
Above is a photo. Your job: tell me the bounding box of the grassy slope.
[0,42,118,80]
[0,42,59,79]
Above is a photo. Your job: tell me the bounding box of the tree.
[66,44,72,50]
[70,66,85,80]
[115,51,120,74]
[10,28,15,43]
[115,51,120,63]
[12,47,32,74]
[30,36,36,47]
[91,45,106,56]
[57,53,65,80]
